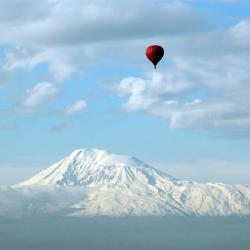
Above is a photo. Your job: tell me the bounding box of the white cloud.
[2,46,45,72]
[0,0,52,24]
[21,82,58,112]
[116,71,192,111]
[0,0,211,81]
[231,20,250,47]
[112,18,250,131]
[0,1,247,85]
[63,99,87,116]
[1,46,89,81]
[0,1,250,133]
[0,1,248,83]
[0,1,209,46]
[116,52,250,129]
[0,186,86,218]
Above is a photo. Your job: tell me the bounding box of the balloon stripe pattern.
[146,45,164,69]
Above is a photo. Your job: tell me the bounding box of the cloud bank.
[1,0,250,132]
[115,18,250,129]
[0,0,210,81]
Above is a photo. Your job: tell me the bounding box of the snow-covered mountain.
[11,148,250,217]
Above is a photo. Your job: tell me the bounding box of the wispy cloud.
[49,100,87,131]
[49,122,73,132]
[1,46,84,81]
[0,122,19,131]
[20,82,59,112]
[63,100,87,116]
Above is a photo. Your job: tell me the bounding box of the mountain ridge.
[11,148,250,217]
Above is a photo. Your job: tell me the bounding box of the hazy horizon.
[1,216,250,250]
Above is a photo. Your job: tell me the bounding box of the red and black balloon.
[146,45,164,69]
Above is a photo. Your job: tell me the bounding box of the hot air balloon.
[146,45,164,69]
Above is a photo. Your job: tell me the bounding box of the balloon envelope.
[146,45,164,69]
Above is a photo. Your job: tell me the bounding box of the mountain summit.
[16,148,250,217]
[19,148,175,187]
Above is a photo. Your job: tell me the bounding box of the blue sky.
[1,0,250,184]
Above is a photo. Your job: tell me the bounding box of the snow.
[2,148,250,217]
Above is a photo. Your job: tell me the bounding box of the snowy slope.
[15,148,250,217]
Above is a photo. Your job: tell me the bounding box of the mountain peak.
[18,148,170,187]
[66,148,143,168]
[69,148,111,158]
